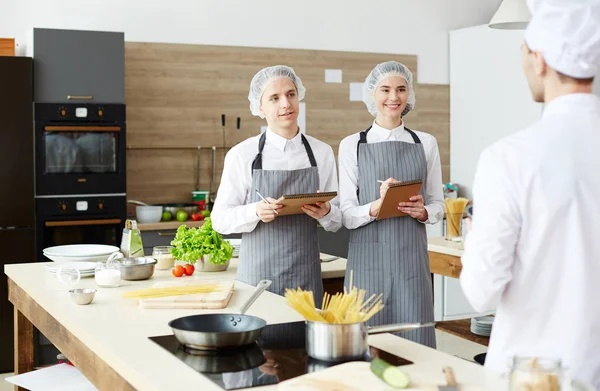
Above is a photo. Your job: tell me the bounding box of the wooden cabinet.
[32,28,124,103]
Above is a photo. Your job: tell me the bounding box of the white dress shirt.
[460,94,600,389]
[338,121,445,229]
[211,128,342,235]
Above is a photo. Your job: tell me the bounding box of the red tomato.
[172,265,185,277]
[190,213,204,221]
[183,264,195,276]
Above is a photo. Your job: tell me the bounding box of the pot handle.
[367,322,436,335]
[240,279,272,315]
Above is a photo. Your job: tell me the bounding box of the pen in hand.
[255,189,279,215]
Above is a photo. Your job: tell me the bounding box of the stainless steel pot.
[306,320,436,362]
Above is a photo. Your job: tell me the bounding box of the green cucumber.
[370,358,411,389]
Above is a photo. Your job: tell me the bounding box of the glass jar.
[444,212,463,241]
[509,356,562,391]
[152,246,175,270]
[95,252,122,288]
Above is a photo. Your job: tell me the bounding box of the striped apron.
[238,132,323,307]
[345,126,436,348]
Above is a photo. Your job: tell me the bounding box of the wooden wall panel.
[125,42,449,204]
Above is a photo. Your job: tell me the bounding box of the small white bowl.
[136,206,163,223]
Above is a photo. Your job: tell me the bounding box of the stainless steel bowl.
[118,257,157,281]
[69,288,97,305]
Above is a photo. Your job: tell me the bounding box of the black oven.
[34,103,126,196]
[35,195,125,261]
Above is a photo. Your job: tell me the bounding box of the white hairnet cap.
[525,0,600,79]
[362,61,416,117]
[248,65,306,118]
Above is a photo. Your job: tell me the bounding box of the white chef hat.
[362,61,416,117]
[525,0,600,79]
[248,65,306,118]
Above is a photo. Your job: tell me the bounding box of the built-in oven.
[35,195,125,261]
[34,103,126,196]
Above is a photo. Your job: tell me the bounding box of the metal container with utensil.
[306,320,436,362]
[118,257,157,280]
[169,280,272,350]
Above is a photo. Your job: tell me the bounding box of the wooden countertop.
[5,262,508,391]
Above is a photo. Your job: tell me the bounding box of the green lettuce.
[170,218,233,265]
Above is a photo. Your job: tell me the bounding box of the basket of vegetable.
[170,218,233,272]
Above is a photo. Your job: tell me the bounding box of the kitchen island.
[5,254,508,391]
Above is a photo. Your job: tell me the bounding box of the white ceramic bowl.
[136,206,163,223]
[43,244,120,257]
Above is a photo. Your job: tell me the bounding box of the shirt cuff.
[362,203,376,223]
[245,202,261,224]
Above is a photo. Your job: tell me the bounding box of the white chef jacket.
[460,93,600,389]
[338,121,445,229]
[211,128,342,235]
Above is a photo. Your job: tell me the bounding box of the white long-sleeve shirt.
[460,93,600,389]
[337,121,445,229]
[211,128,342,235]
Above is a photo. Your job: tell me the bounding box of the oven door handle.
[44,126,121,132]
[45,219,122,227]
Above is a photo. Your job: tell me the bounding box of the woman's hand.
[302,201,331,219]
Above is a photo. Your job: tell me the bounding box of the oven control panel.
[41,196,125,218]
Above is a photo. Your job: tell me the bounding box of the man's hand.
[398,194,428,222]
[256,198,282,223]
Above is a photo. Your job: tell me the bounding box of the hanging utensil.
[236,117,241,145]
[195,145,201,191]
[168,280,272,349]
[221,114,226,149]
[209,146,216,207]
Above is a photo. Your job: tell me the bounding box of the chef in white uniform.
[460,0,600,387]
[212,65,342,304]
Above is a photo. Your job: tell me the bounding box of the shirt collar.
[265,128,303,152]
[542,93,600,118]
[370,120,406,141]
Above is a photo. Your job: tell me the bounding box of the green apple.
[161,211,172,221]
[176,210,188,222]
[200,210,210,218]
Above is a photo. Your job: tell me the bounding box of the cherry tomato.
[190,213,204,221]
[183,264,195,276]
[172,265,185,277]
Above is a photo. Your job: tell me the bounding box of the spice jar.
[95,252,123,288]
[152,246,175,270]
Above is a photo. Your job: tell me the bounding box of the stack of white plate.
[471,316,493,337]
[43,244,120,263]
[226,239,241,258]
[44,261,97,277]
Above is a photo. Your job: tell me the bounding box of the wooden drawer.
[0,38,15,56]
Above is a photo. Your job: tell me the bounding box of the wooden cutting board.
[278,362,464,391]
[139,280,235,309]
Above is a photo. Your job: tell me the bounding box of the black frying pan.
[168,280,272,350]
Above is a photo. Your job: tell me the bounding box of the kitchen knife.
[439,367,459,391]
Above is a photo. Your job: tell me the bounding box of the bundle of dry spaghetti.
[284,271,384,324]
[444,197,469,239]
[122,283,224,299]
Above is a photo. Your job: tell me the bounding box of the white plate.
[43,253,115,263]
[43,244,119,257]
[44,262,97,273]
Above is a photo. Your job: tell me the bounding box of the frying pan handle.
[239,279,272,315]
[221,114,226,127]
[367,322,436,335]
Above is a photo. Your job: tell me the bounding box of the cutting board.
[278,362,466,391]
[139,280,235,309]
